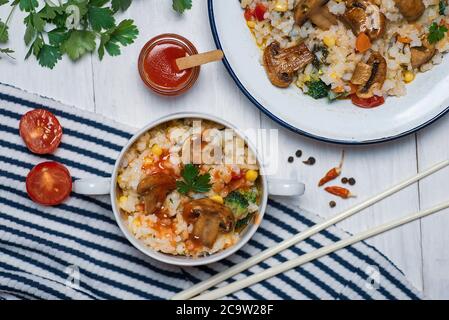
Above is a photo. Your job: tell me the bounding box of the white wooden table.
[1,1,448,299]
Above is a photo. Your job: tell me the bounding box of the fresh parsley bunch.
[0,0,138,68]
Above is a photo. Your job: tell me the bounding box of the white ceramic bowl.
[208,0,449,144]
[74,113,304,266]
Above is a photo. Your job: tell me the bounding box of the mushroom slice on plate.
[351,51,387,98]
[184,198,235,248]
[309,5,338,30]
[342,0,387,40]
[294,0,330,26]
[393,0,425,22]
[263,41,314,88]
[137,172,177,215]
[411,37,436,69]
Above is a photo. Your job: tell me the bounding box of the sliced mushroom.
[137,172,176,215]
[309,5,338,30]
[183,198,235,248]
[411,37,436,69]
[342,0,386,40]
[393,0,425,22]
[263,41,314,88]
[351,51,387,98]
[294,0,330,26]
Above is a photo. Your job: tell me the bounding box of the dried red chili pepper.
[325,186,354,199]
[318,151,345,187]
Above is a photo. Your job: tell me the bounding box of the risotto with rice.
[116,119,261,257]
[241,0,449,108]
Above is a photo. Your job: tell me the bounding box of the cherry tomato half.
[19,109,63,154]
[351,95,385,109]
[26,161,72,206]
[254,3,267,21]
[244,7,254,21]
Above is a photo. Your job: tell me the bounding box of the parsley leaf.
[0,20,8,43]
[440,0,447,15]
[176,164,212,195]
[172,0,192,14]
[88,6,115,32]
[109,19,138,46]
[0,0,8,6]
[111,0,132,12]
[19,0,38,12]
[428,22,448,44]
[0,48,14,59]
[61,30,96,60]
[37,44,62,68]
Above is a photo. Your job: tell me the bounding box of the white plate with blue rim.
[207,0,449,144]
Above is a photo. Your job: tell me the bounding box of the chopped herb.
[305,79,331,99]
[235,212,255,232]
[176,164,212,194]
[428,22,448,44]
[440,0,447,15]
[328,90,349,101]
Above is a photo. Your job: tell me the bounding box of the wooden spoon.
[176,50,224,71]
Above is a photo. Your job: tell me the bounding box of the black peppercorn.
[295,150,302,158]
[329,201,336,208]
[348,178,356,186]
[303,157,316,165]
[341,177,348,184]
[288,156,294,163]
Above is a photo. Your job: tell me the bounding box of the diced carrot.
[397,36,411,44]
[355,33,371,53]
[333,86,345,93]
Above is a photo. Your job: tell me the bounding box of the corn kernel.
[274,0,288,12]
[330,72,338,79]
[245,170,259,182]
[117,174,123,184]
[143,157,153,167]
[210,195,224,204]
[403,71,415,83]
[119,196,128,204]
[323,36,336,47]
[247,21,256,28]
[151,144,163,156]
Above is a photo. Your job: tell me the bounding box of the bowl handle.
[73,178,111,195]
[267,179,305,196]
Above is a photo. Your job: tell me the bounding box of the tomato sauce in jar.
[138,34,200,96]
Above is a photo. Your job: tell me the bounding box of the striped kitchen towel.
[0,83,422,300]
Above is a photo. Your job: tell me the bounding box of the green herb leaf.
[0,0,9,6]
[88,6,115,32]
[19,0,38,12]
[38,44,62,69]
[61,30,96,60]
[0,47,15,59]
[108,19,138,46]
[172,0,192,14]
[176,164,212,194]
[47,28,69,46]
[440,0,447,15]
[111,0,132,12]
[428,22,448,44]
[0,21,8,43]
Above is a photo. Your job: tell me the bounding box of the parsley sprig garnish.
[176,164,212,194]
[172,0,192,14]
[0,0,138,68]
[428,22,448,44]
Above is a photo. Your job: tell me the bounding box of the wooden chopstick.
[194,200,449,300]
[171,160,449,300]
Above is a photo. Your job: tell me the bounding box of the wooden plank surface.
[2,0,449,299]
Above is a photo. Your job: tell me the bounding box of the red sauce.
[138,34,200,96]
[143,42,192,89]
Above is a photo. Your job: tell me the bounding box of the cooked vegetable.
[225,191,249,218]
[355,33,372,53]
[411,36,436,68]
[351,95,385,108]
[176,164,212,194]
[184,198,235,248]
[306,79,330,99]
[294,0,330,26]
[309,5,338,30]
[343,0,387,41]
[428,22,448,44]
[137,173,177,215]
[263,41,314,88]
[352,51,387,99]
[393,0,425,22]
[440,0,447,15]
[235,212,256,231]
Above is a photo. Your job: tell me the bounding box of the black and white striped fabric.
[0,83,422,300]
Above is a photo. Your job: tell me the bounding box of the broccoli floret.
[305,79,330,100]
[224,191,249,219]
[241,187,259,204]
